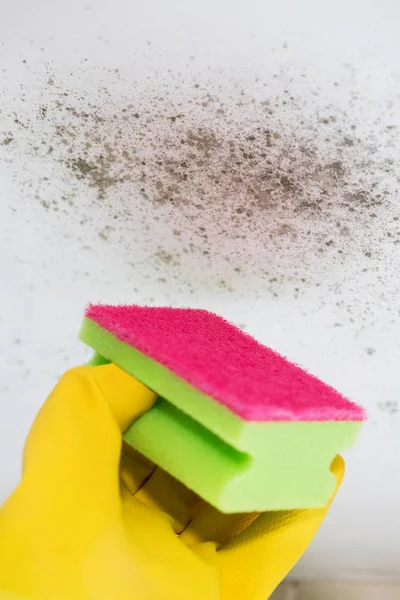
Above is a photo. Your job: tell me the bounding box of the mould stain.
[377,401,399,416]
[1,65,399,292]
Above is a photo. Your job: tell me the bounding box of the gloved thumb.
[21,364,156,516]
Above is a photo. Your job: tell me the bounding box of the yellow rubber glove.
[0,364,345,600]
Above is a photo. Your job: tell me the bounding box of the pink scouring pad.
[79,304,366,513]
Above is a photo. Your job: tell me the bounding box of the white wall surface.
[1,0,399,581]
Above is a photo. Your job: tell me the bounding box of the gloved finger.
[120,443,156,496]
[217,455,345,600]
[119,487,221,598]
[134,468,204,534]
[21,364,156,513]
[88,363,157,431]
[179,505,259,547]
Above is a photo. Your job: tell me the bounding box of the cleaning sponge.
[79,304,365,513]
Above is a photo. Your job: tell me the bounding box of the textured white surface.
[297,581,400,600]
[270,584,290,600]
[1,0,399,581]
[272,581,400,600]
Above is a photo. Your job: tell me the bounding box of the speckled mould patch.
[1,62,399,297]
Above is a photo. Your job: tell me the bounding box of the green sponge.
[79,305,366,513]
